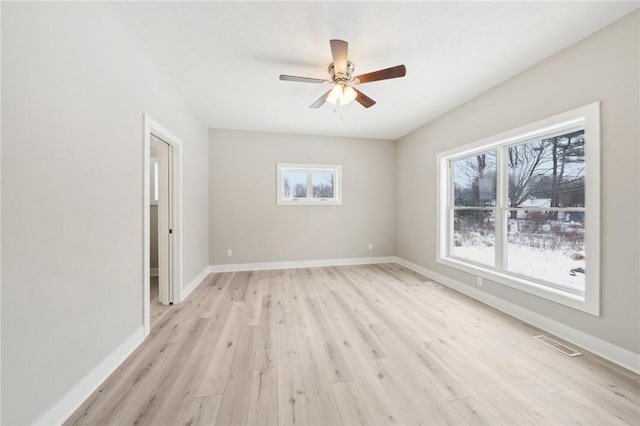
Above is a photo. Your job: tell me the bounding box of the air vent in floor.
[534,335,582,357]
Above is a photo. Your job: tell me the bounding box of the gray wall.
[396,11,639,354]
[2,3,209,424]
[209,130,396,265]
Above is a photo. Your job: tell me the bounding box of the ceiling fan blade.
[354,64,406,84]
[309,89,332,109]
[353,88,376,108]
[330,39,348,75]
[279,75,328,84]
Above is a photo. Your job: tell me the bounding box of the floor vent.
[534,335,582,357]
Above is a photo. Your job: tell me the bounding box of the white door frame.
[143,115,183,337]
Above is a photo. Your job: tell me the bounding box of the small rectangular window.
[277,163,342,205]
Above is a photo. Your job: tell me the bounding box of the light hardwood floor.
[150,276,165,328]
[65,264,640,425]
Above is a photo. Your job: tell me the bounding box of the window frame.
[437,102,600,315]
[277,163,343,206]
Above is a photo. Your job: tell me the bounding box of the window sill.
[436,256,599,316]
[277,199,342,206]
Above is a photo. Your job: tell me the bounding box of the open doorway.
[151,135,173,307]
[143,115,183,337]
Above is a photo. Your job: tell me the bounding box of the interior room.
[2,2,639,425]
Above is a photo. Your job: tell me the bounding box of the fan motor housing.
[328,61,354,83]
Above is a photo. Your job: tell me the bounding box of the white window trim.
[277,163,342,206]
[437,102,601,316]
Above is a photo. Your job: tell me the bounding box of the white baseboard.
[33,327,145,426]
[149,267,158,277]
[180,265,211,302]
[209,256,397,273]
[394,257,640,374]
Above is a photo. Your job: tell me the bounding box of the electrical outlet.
[227,249,232,257]
[476,277,483,287]
[368,243,373,251]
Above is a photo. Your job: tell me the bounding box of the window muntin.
[437,102,600,315]
[277,163,342,205]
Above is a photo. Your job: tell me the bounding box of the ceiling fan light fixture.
[326,84,343,105]
[343,85,357,102]
[281,39,405,109]
[326,84,356,106]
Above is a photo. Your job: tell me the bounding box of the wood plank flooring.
[65,264,640,425]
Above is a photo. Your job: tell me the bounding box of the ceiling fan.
[279,39,406,109]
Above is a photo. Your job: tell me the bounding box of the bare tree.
[293,183,306,198]
[284,178,291,197]
[508,140,549,217]
[548,130,585,218]
[313,173,334,198]
[454,153,496,207]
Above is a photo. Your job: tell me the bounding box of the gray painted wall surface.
[396,11,639,354]
[209,130,396,265]
[2,3,209,424]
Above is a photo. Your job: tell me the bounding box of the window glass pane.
[283,170,307,198]
[508,130,585,209]
[507,210,585,293]
[453,151,497,207]
[451,210,495,266]
[312,171,334,198]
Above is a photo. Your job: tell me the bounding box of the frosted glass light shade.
[326,84,355,106]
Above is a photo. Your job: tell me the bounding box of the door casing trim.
[143,115,183,337]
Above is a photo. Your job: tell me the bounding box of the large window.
[277,163,342,205]
[438,103,600,315]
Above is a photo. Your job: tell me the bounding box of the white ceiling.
[108,2,638,140]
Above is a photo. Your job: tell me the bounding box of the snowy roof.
[519,198,551,208]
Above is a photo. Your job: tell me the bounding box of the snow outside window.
[437,103,600,315]
[277,163,342,205]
